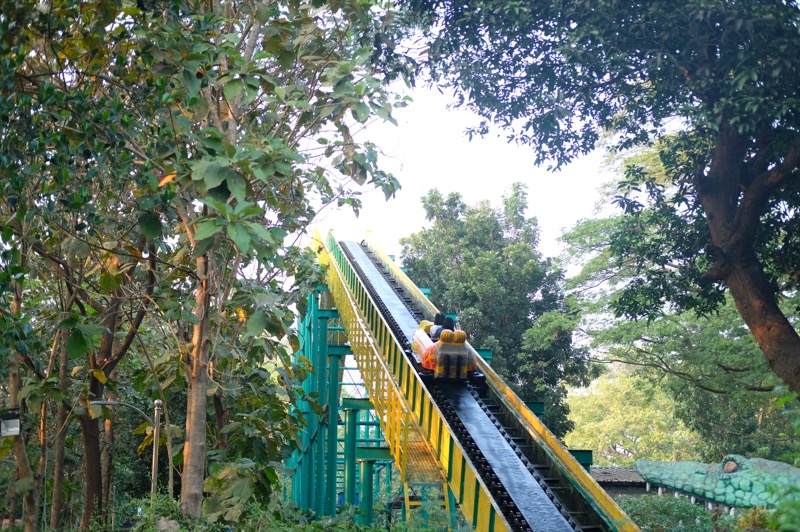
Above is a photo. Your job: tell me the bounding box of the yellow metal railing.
[315,230,440,484]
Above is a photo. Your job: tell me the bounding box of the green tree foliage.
[616,495,718,532]
[0,0,401,526]
[402,0,800,394]
[563,214,800,462]
[400,183,597,437]
[565,366,700,466]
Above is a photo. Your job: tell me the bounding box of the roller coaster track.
[315,231,638,532]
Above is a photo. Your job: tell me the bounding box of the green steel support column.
[291,457,300,506]
[355,447,392,527]
[306,445,315,511]
[344,409,358,506]
[298,287,322,511]
[342,398,373,507]
[325,352,343,516]
[357,460,375,526]
[420,485,430,526]
[313,309,335,515]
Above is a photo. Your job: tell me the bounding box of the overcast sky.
[312,87,615,260]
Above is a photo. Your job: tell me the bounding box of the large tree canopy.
[403,0,800,393]
[565,366,701,466]
[564,214,800,460]
[400,184,597,437]
[0,0,400,526]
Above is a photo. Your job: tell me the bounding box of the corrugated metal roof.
[591,467,646,485]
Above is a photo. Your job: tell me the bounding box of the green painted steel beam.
[356,446,393,461]
[342,398,373,410]
[327,345,351,356]
[525,401,545,416]
[569,449,593,472]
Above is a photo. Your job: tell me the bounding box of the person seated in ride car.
[429,313,446,340]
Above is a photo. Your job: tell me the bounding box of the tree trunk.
[50,401,68,530]
[699,123,800,394]
[180,254,213,516]
[212,361,227,450]
[9,361,38,532]
[101,387,115,522]
[34,403,47,526]
[163,404,175,499]
[79,405,103,529]
[4,470,18,525]
[725,254,800,392]
[50,331,70,530]
[213,392,227,450]
[10,244,39,532]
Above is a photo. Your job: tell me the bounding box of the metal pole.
[151,400,162,508]
[357,460,375,526]
[314,313,329,515]
[344,409,357,506]
[326,353,342,516]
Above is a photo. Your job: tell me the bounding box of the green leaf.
[253,161,275,182]
[194,220,224,241]
[139,211,163,239]
[245,222,274,243]
[191,160,238,190]
[132,372,148,392]
[191,159,213,181]
[182,68,201,97]
[2,224,13,242]
[223,78,244,101]
[351,102,370,123]
[77,323,107,340]
[17,383,38,402]
[270,227,287,241]
[274,161,293,176]
[193,236,216,257]
[246,310,267,336]
[227,223,251,253]
[57,317,78,329]
[227,173,247,202]
[206,164,239,191]
[66,329,88,359]
[99,272,122,292]
[198,197,230,216]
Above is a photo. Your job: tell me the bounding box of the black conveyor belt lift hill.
[287,230,639,532]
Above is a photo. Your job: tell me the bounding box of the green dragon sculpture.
[635,455,800,508]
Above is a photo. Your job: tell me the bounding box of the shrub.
[617,495,713,532]
[737,506,772,531]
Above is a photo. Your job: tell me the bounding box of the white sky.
[312,87,615,260]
